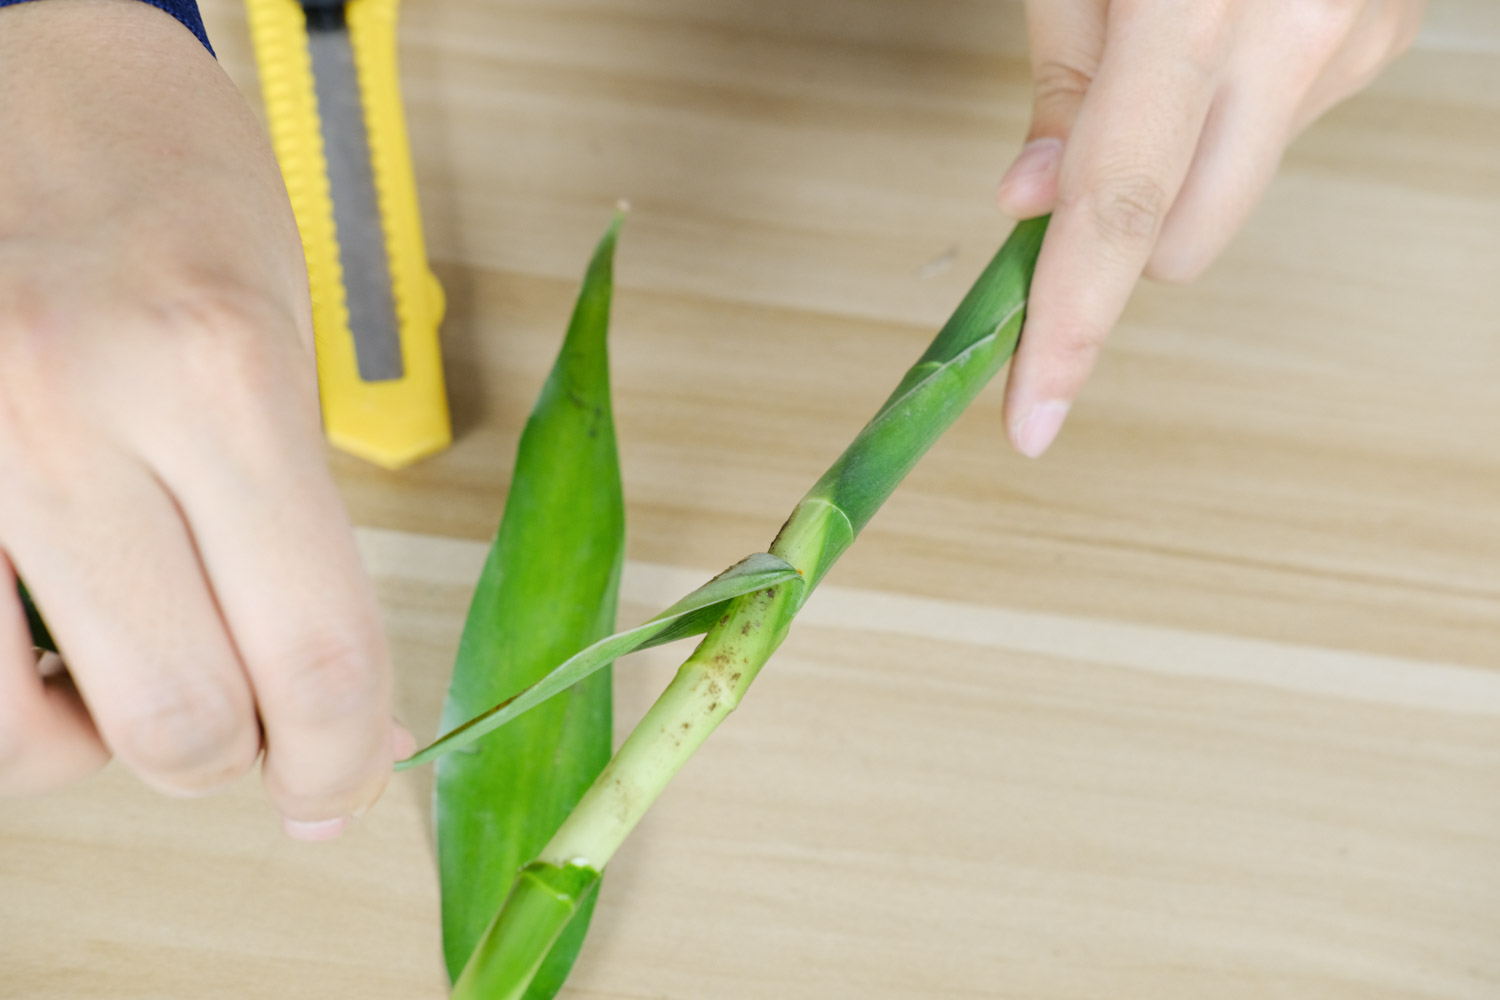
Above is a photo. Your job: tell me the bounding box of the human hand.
[0,0,409,838]
[998,0,1426,457]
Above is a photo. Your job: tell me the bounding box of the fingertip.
[1009,399,1071,459]
[261,730,391,834]
[282,815,349,842]
[1146,212,1223,285]
[1143,250,1208,285]
[997,137,1063,219]
[253,624,396,823]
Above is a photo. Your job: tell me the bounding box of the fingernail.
[997,138,1062,209]
[1013,400,1070,458]
[282,816,348,842]
[390,721,417,761]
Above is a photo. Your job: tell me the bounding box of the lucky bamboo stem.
[454,216,1048,998]
[538,215,1047,871]
[540,580,796,868]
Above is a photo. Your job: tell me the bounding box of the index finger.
[140,325,395,838]
[1005,6,1225,456]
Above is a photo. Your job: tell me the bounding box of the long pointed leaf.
[435,213,625,996]
[402,552,801,771]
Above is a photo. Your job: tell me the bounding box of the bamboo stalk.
[453,216,1048,996]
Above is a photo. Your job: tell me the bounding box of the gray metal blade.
[306,25,404,382]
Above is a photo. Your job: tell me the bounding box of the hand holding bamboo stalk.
[995,0,1421,458]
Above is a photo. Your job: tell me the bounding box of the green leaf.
[18,581,56,653]
[402,551,802,771]
[434,213,625,996]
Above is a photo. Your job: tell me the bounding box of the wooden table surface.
[5,1,1500,997]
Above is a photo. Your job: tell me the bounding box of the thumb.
[998,0,1108,219]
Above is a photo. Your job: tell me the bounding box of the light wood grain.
[4,0,1500,997]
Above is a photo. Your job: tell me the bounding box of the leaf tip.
[588,204,629,274]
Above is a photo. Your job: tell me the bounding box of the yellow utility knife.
[246,0,450,468]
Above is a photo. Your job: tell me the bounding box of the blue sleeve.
[0,0,213,56]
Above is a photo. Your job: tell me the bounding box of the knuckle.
[1032,59,1093,102]
[263,633,384,725]
[1052,328,1104,369]
[1034,323,1106,382]
[151,284,319,463]
[1029,59,1093,134]
[166,291,282,399]
[157,285,311,423]
[1077,173,1172,247]
[113,678,257,781]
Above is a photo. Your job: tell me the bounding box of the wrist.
[0,0,212,54]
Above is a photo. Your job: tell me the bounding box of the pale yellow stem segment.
[539,568,800,868]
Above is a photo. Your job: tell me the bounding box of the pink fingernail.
[1014,400,1070,458]
[998,138,1062,209]
[282,816,348,842]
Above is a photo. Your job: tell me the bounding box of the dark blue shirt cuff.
[0,0,213,56]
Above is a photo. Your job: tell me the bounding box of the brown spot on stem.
[612,776,634,824]
[741,622,751,635]
[718,614,729,626]
[708,702,719,712]
[730,672,742,684]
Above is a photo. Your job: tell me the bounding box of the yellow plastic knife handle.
[246,0,450,469]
